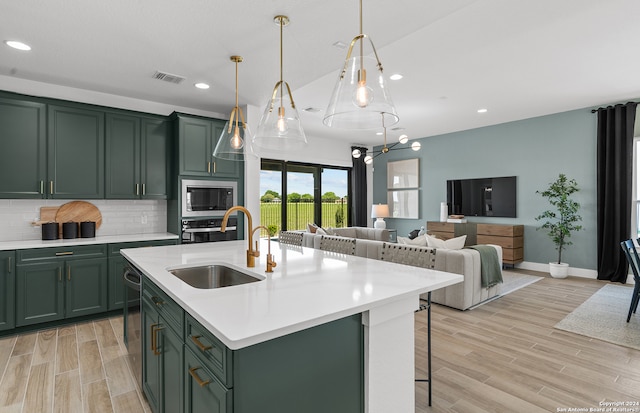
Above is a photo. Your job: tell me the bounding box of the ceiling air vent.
[152,70,185,84]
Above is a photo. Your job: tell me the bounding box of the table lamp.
[371,204,390,229]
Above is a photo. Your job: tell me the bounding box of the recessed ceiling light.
[477,108,488,113]
[376,131,383,136]
[194,82,210,90]
[5,40,31,51]
[389,74,403,80]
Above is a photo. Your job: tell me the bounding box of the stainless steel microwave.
[181,179,237,217]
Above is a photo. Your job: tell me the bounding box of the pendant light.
[213,56,252,161]
[323,0,399,130]
[253,15,307,150]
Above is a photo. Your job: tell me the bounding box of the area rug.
[554,284,640,351]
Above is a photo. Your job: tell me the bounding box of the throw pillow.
[425,234,466,250]
[307,223,318,233]
[323,227,337,236]
[315,227,327,235]
[408,229,420,239]
[398,235,427,246]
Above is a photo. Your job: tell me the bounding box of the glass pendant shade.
[212,55,253,161]
[254,81,307,150]
[213,112,253,161]
[253,15,307,151]
[324,35,399,130]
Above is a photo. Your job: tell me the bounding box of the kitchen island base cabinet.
[142,295,184,413]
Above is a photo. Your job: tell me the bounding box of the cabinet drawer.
[17,244,107,263]
[142,277,183,337]
[184,347,232,413]
[108,239,177,256]
[476,235,523,249]
[426,222,454,233]
[476,224,524,237]
[185,313,233,388]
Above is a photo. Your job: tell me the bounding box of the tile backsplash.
[0,199,168,241]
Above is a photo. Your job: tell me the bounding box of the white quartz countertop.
[0,232,179,251]
[121,240,463,350]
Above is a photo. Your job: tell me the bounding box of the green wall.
[373,107,598,270]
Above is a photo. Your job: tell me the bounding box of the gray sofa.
[286,227,502,310]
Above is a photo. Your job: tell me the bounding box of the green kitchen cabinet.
[108,240,177,310]
[0,97,47,198]
[184,347,232,413]
[142,279,184,413]
[177,115,240,178]
[0,251,16,331]
[47,104,105,198]
[15,245,108,327]
[106,114,169,199]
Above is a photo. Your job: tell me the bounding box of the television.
[446,176,517,218]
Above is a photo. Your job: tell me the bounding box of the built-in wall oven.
[181,217,238,244]
[181,179,237,218]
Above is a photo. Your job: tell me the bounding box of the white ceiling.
[2,0,640,146]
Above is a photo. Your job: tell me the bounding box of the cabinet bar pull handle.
[40,180,44,194]
[152,324,164,356]
[55,252,74,256]
[150,323,159,354]
[213,161,216,174]
[142,184,145,195]
[136,183,140,195]
[7,257,11,273]
[188,367,211,387]
[151,296,164,306]
[50,181,54,195]
[190,335,212,352]
[207,162,211,173]
[67,266,71,281]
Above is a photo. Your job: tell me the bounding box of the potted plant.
[535,174,584,278]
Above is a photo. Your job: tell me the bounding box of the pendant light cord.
[280,17,284,112]
[359,0,364,72]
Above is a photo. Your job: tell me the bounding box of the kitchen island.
[122,239,462,413]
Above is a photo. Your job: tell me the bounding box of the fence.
[260,200,348,237]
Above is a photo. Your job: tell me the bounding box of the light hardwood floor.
[0,316,150,413]
[1,271,638,412]
[416,271,640,412]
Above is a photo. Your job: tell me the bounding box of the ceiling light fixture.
[323,0,399,130]
[352,114,419,164]
[477,108,488,113]
[389,74,403,80]
[194,82,210,90]
[213,56,252,161]
[253,15,307,151]
[5,40,31,51]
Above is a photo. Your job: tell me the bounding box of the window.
[635,138,640,237]
[260,159,351,237]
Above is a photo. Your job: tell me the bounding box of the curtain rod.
[590,101,639,113]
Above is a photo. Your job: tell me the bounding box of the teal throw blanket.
[468,245,503,289]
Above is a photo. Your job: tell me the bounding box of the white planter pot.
[549,262,569,278]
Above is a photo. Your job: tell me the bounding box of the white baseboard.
[514,261,634,284]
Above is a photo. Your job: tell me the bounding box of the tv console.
[426,221,524,265]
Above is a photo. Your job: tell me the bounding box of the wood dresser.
[426,221,524,265]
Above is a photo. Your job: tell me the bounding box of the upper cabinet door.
[48,105,105,199]
[0,98,47,198]
[106,113,141,199]
[141,118,169,199]
[179,117,212,177]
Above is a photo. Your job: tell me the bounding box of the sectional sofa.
[285,227,502,310]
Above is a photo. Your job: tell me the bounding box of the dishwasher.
[123,264,142,389]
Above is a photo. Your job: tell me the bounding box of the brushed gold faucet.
[221,206,276,272]
[252,225,277,273]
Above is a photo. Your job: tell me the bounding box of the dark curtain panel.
[351,146,368,227]
[597,102,637,283]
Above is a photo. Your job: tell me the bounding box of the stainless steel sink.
[168,264,262,289]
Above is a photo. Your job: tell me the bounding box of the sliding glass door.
[260,160,351,236]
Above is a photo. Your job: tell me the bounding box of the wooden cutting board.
[55,201,102,228]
